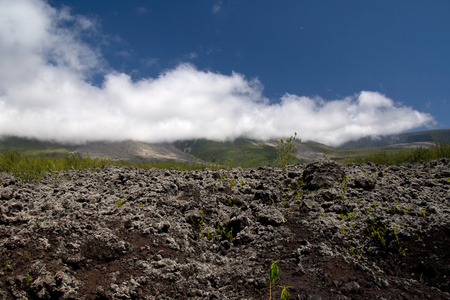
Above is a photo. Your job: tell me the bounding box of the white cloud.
[0,0,435,146]
[136,7,149,15]
[212,0,222,14]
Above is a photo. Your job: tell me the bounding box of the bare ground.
[0,159,449,299]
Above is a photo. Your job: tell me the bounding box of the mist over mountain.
[1,129,448,165]
[0,0,436,147]
[338,129,450,148]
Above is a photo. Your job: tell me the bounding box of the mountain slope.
[74,140,197,163]
[1,129,449,165]
[339,129,450,148]
[174,138,282,167]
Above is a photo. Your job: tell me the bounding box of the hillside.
[174,138,289,167]
[339,129,450,148]
[74,141,197,163]
[1,129,449,165]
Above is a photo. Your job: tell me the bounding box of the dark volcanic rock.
[302,160,346,190]
[0,159,449,299]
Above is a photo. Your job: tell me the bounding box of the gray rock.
[302,160,346,190]
[0,160,449,299]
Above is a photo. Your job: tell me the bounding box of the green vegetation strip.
[345,143,450,165]
[1,142,449,182]
[0,150,218,181]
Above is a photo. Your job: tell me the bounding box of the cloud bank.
[0,0,434,146]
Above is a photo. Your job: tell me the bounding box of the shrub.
[276,133,300,171]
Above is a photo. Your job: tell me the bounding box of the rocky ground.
[0,159,449,299]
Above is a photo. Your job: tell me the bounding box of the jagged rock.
[0,160,449,299]
[257,207,285,226]
[353,175,377,190]
[0,186,14,200]
[302,160,346,190]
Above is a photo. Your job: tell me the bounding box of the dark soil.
[0,159,449,299]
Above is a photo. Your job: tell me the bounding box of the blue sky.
[0,0,448,146]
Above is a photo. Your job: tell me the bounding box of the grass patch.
[345,143,450,165]
[0,151,114,181]
[0,150,223,181]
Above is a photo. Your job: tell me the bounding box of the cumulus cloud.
[0,0,435,146]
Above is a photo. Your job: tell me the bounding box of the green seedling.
[227,198,237,207]
[190,209,204,227]
[116,199,124,208]
[419,209,427,217]
[367,222,387,248]
[202,226,215,241]
[25,273,32,288]
[216,222,233,242]
[269,260,279,300]
[23,251,29,262]
[228,178,237,189]
[278,285,292,300]
[394,226,399,241]
[1,260,10,275]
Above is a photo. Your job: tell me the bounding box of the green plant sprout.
[216,222,233,242]
[228,177,237,189]
[227,198,237,207]
[25,272,32,288]
[367,222,388,248]
[190,209,204,227]
[1,260,10,275]
[269,260,279,300]
[419,209,427,217]
[278,285,292,300]
[202,226,215,241]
